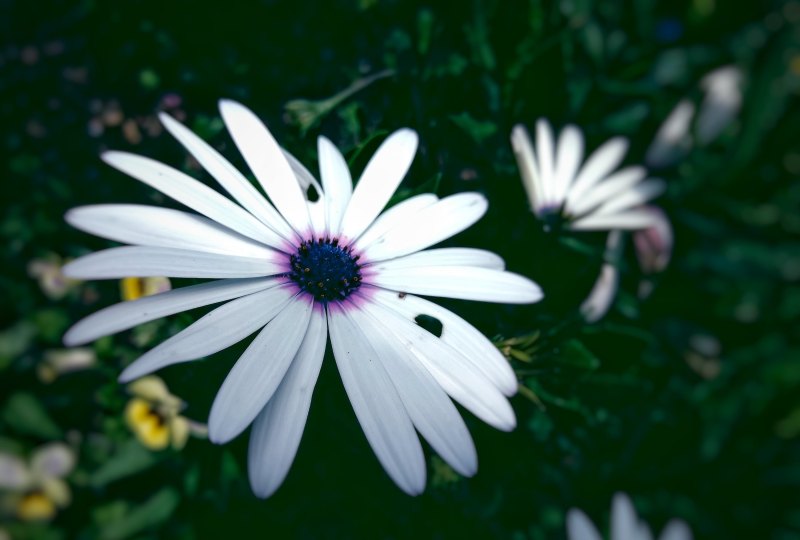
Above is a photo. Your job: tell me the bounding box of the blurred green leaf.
[0,320,36,370]
[2,392,62,439]
[449,112,497,144]
[555,339,600,370]
[90,440,160,487]
[98,488,180,540]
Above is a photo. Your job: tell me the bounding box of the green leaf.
[556,339,601,370]
[449,112,497,144]
[2,392,62,439]
[90,440,161,488]
[0,320,36,370]
[98,488,180,540]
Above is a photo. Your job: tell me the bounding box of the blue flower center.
[288,238,362,302]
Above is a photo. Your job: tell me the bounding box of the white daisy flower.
[567,493,693,540]
[62,100,543,498]
[511,121,665,232]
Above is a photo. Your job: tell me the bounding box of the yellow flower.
[0,442,76,523]
[120,276,171,301]
[124,376,205,451]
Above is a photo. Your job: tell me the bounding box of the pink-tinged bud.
[633,206,673,275]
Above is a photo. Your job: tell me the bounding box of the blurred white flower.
[634,207,673,298]
[511,121,665,231]
[37,347,97,383]
[646,65,743,168]
[27,255,80,300]
[0,443,76,522]
[567,493,693,540]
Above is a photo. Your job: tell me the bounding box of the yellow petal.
[170,416,190,450]
[16,492,56,521]
[120,277,145,301]
[127,376,172,403]
[124,398,153,429]
[137,417,170,450]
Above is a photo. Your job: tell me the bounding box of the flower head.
[567,493,693,540]
[0,443,76,522]
[63,100,543,497]
[511,121,665,232]
[124,375,205,451]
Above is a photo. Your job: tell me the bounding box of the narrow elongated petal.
[362,193,488,262]
[535,119,556,205]
[566,509,602,540]
[371,289,517,396]
[0,453,31,489]
[611,493,639,540]
[369,248,504,271]
[64,278,276,346]
[569,209,661,231]
[659,520,693,540]
[339,129,419,241]
[566,166,646,217]
[101,151,280,246]
[208,296,313,444]
[248,309,327,498]
[370,265,543,304]
[355,194,438,250]
[592,179,665,217]
[318,136,353,235]
[567,137,629,205]
[63,246,284,280]
[282,149,327,237]
[219,100,311,235]
[552,125,584,205]
[119,285,295,382]
[66,205,279,258]
[645,100,695,169]
[158,112,296,244]
[353,305,477,477]
[510,124,545,213]
[327,305,426,495]
[580,231,622,323]
[282,147,323,196]
[358,298,516,430]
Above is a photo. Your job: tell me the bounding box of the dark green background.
[2,0,799,538]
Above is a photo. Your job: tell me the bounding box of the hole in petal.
[306,184,320,202]
[414,314,443,338]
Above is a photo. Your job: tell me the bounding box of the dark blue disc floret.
[288,238,362,302]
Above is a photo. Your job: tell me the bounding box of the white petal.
[64,278,276,346]
[248,308,327,498]
[370,248,504,271]
[552,125,584,205]
[510,124,545,214]
[307,199,327,238]
[353,304,477,477]
[66,204,280,258]
[282,147,323,196]
[30,443,75,479]
[580,240,621,324]
[101,151,280,246]
[208,296,313,444]
[218,100,311,235]
[567,137,629,206]
[569,209,661,231]
[318,136,353,235]
[659,520,693,540]
[63,246,284,280]
[356,298,516,431]
[592,180,665,217]
[612,493,639,540]
[645,100,695,168]
[158,112,296,244]
[362,193,488,262]
[535,119,557,205]
[0,452,31,489]
[566,166,647,218]
[566,509,602,540]
[355,193,438,250]
[369,265,543,304]
[327,305,425,495]
[119,285,295,382]
[371,289,517,396]
[339,129,419,241]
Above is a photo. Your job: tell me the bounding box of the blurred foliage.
[1,0,799,538]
